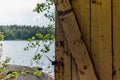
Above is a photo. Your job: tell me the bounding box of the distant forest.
[0,25,55,40]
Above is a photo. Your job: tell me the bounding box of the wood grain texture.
[72,0,91,80]
[72,59,79,80]
[113,0,120,80]
[55,11,64,80]
[91,0,112,80]
[55,11,72,80]
[72,0,91,53]
[55,0,97,80]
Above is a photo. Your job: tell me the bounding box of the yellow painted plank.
[55,0,97,80]
[91,0,112,80]
[55,12,72,80]
[113,0,120,80]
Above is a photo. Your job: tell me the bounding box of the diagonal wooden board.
[55,11,64,80]
[71,0,91,79]
[55,0,97,80]
[72,0,91,53]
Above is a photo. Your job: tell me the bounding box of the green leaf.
[33,54,41,61]
[33,71,42,75]
[32,37,35,40]
[12,71,19,77]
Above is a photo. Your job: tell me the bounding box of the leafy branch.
[25,0,55,66]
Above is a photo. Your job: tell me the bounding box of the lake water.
[0,41,55,76]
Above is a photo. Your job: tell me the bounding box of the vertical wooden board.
[55,11,64,80]
[113,0,120,80]
[72,0,91,52]
[55,0,97,80]
[91,0,112,80]
[55,12,72,80]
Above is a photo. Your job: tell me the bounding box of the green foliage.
[25,33,54,64]
[0,32,11,68]
[0,33,12,79]
[0,25,55,40]
[33,54,41,61]
[33,0,54,13]
[11,71,19,78]
[33,71,42,76]
[34,0,55,25]
[0,32,4,40]
[0,0,55,79]
[25,0,55,66]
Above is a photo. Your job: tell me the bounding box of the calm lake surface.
[0,41,55,76]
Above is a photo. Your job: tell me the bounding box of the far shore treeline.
[0,25,55,40]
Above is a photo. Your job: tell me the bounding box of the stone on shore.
[2,64,54,80]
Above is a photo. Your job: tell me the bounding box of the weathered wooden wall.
[55,0,120,80]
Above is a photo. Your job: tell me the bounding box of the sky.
[0,0,52,26]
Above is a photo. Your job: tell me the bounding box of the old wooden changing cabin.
[55,0,120,80]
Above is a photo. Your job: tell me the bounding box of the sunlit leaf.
[33,71,42,75]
